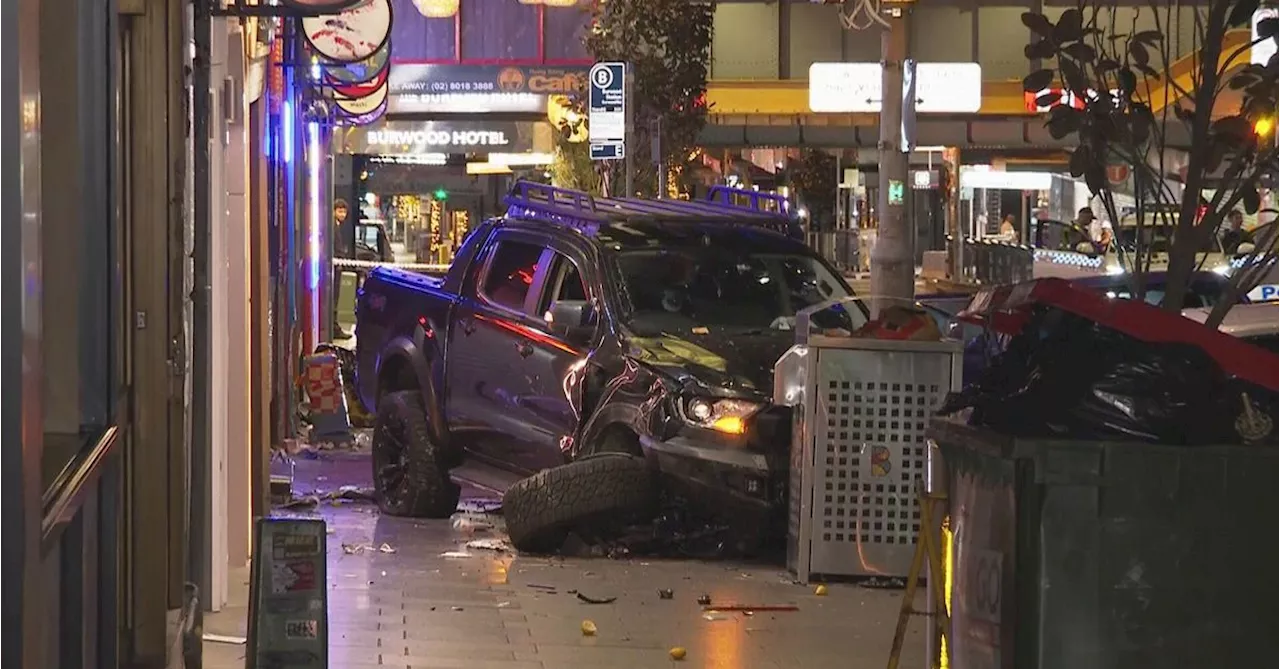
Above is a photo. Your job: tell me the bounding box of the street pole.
[624,64,635,197]
[942,147,963,280]
[870,9,914,315]
[652,117,666,198]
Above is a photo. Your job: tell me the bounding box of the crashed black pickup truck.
[355,181,861,551]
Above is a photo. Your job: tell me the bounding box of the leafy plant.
[1021,0,1277,324]
[547,0,714,198]
[548,139,602,193]
[790,149,838,230]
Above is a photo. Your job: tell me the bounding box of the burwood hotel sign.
[342,121,534,155]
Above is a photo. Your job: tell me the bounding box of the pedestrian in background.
[333,199,352,339]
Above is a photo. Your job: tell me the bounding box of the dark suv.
[355,182,856,549]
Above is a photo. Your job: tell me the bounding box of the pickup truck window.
[615,248,852,332]
[549,258,587,302]
[480,240,543,313]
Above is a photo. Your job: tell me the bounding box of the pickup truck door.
[446,232,553,471]
[513,244,598,471]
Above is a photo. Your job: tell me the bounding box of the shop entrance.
[332,151,546,335]
[10,0,146,665]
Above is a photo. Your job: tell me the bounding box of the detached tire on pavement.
[372,390,460,518]
[502,454,656,553]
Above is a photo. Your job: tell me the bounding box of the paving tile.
[202,453,930,669]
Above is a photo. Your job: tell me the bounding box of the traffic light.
[433,188,448,201]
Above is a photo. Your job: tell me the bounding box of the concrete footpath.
[203,452,929,669]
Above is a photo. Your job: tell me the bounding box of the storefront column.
[0,0,47,665]
[942,147,962,279]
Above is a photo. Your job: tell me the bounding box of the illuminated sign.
[340,121,537,155]
[369,129,509,147]
[388,64,589,114]
[808,62,982,113]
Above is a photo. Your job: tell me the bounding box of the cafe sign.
[341,121,537,154]
[388,64,590,114]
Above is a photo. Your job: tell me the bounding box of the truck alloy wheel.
[501,453,656,553]
[371,390,460,518]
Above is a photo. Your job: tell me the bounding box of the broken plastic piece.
[575,592,617,605]
[581,620,598,636]
[203,633,247,645]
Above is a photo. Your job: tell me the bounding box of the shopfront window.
[39,0,121,493]
[460,0,538,61]
[543,5,590,62]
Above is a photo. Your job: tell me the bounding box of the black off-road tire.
[372,390,460,518]
[502,454,656,553]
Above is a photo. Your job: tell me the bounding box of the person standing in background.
[332,199,353,339]
[998,214,1019,244]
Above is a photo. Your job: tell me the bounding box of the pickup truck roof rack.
[705,184,791,216]
[502,179,797,233]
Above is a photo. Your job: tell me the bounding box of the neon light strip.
[308,121,322,347]
[282,100,294,164]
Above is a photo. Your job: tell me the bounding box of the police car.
[1181,302,1279,353]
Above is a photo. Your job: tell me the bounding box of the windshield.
[1115,225,1221,254]
[615,248,856,333]
[1104,282,1224,309]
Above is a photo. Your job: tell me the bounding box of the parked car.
[355,181,857,549]
[953,271,1253,383]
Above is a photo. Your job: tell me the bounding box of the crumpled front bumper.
[639,433,789,538]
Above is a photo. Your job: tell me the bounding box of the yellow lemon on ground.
[815,584,829,596]
[581,619,597,636]
[669,647,687,661]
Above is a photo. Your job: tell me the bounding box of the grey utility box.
[774,298,963,582]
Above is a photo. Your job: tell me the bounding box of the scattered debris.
[451,606,464,612]
[527,584,558,591]
[859,576,906,589]
[575,592,617,605]
[704,605,799,613]
[580,620,598,636]
[814,585,829,597]
[702,613,729,622]
[669,647,687,661]
[342,542,397,555]
[203,633,247,645]
[465,538,513,552]
[456,499,503,515]
[658,589,674,600]
[332,485,377,502]
[281,495,319,510]
[453,515,495,534]
[440,551,472,559]
[696,595,712,606]
[497,601,511,608]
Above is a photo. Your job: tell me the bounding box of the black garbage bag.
[939,307,1275,445]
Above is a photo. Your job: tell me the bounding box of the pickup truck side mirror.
[547,300,595,343]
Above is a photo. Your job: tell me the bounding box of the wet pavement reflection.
[204,451,927,669]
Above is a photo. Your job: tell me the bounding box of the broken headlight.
[681,397,764,435]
